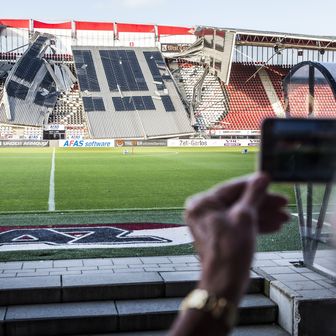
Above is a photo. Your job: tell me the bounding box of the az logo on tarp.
[0,227,171,246]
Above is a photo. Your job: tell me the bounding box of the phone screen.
[261,118,336,182]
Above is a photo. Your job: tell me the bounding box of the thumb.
[239,173,270,208]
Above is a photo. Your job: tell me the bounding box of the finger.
[210,176,249,204]
[239,172,270,208]
[258,211,290,233]
[185,192,222,217]
[260,194,288,209]
[185,175,252,216]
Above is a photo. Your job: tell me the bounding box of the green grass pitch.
[0,146,303,260]
[0,146,295,212]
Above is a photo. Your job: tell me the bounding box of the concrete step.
[1,294,277,336]
[0,271,263,306]
[75,324,290,335]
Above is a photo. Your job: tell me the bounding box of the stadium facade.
[1,19,336,141]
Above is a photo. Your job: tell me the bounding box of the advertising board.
[0,140,49,147]
[167,139,260,147]
[115,140,167,147]
[59,139,115,147]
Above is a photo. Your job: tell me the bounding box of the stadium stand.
[315,84,336,117]
[287,82,336,118]
[0,124,13,139]
[194,72,227,127]
[1,19,336,139]
[286,83,310,117]
[23,126,43,140]
[175,63,228,130]
[221,63,277,130]
[265,66,290,106]
[49,90,85,126]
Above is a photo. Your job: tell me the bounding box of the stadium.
[0,18,335,335]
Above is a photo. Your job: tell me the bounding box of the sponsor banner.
[60,139,115,148]
[0,223,193,250]
[161,43,191,53]
[168,139,260,147]
[207,130,261,136]
[0,140,49,147]
[115,140,167,147]
[44,124,65,131]
[136,140,167,147]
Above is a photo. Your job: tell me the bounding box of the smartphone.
[260,118,336,182]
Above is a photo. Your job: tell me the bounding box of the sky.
[2,0,336,37]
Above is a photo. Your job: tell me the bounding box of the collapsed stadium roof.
[196,26,336,50]
[72,46,194,139]
[0,33,75,126]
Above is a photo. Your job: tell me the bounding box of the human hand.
[184,173,289,304]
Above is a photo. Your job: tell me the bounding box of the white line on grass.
[48,148,56,211]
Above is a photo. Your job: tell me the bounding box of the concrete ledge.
[116,297,181,331]
[116,294,277,332]
[160,271,263,297]
[62,272,164,302]
[254,259,336,336]
[0,276,61,306]
[80,326,290,336]
[5,301,118,336]
[238,294,277,325]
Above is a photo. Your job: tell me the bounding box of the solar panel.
[133,96,145,110]
[123,96,135,110]
[161,95,175,112]
[15,58,43,82]
[92,97,106,111]
[34,72,58,107]
[143,51,172,90]
[82,97,105,112]
[112,96,156,111]
[142,96,156,110]
[73,50,101,92]
[14,36,49,82]
[6,80,29,100]
[112,97,125,111]
[100,50,148,92]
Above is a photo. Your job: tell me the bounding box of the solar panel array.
[0,34,62,126]
[73,50,100,92]
[161,95,175,112]
[100,50,148,92]
[143,51,167,90]
[112,96,155,111]
[6,81,29,100]
[14,35,47,82]
[34,72,58,107]
[82,97,106,112]
[71,46,194,138]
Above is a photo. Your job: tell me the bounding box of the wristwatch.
[180,288,237,326]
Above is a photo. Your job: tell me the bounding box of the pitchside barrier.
[167,139,260,147]
[58,139,259,148]
[0,140,49,147]
[58,139,168,148]
[0,138,260,148]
